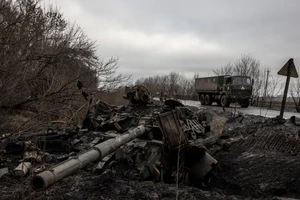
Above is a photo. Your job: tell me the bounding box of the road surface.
[180,99,300,119]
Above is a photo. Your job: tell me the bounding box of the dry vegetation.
[0,0,129,133]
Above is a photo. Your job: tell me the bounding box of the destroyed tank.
[31,85,217,190]
[0,84,218,191]
[30,85,218,190]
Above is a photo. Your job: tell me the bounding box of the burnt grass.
[1,108,300,199]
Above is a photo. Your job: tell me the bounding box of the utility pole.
[262,69,270,107]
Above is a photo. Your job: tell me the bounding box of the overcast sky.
[47,0,300,81]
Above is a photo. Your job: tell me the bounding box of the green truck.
[195,75,253,108]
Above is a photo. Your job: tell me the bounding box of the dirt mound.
[214,131,300,198]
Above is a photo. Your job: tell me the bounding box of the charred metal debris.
[0,85,217,191]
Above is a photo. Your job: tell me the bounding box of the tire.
[217,99,221,106]
[200,94,206,105]
[221,95,230,107]
[240,99,250,108]
[205,95,212,105]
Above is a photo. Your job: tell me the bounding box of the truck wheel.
[205,95,212,105]
[240,100,250,108]
[200,95,206,105]
[221,95,230,107]
[217,99,221,106]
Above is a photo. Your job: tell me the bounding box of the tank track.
[215,132,300,197]
[230,132,300,156]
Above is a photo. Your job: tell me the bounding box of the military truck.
[195,75,253,108]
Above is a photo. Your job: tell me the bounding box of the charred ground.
[1,101,300,200]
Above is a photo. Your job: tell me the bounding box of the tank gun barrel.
[32,125,149,191]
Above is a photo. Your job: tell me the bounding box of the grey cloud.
[49,0,300,80]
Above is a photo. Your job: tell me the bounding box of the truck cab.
[223,76,253,107]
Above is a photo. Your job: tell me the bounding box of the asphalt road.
[180,99,300,119]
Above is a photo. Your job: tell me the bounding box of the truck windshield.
[232,77,251,85]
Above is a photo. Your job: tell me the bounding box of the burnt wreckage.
[0,85,217,191]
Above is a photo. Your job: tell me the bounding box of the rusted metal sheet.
[157,111,188,150]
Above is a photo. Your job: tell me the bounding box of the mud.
[0,170,267,200]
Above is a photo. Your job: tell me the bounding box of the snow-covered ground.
[153,97,300,119]
[179,99,300,119]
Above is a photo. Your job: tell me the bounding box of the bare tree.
[0,0,130,132]
[135,72,196,99]
[213,54,263,105]
[168,71,182,97]
[213,63,234,76]
[266,75,283,109]
[234,54,260,77]
[234,54,262,105]
[290,77,300,112]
